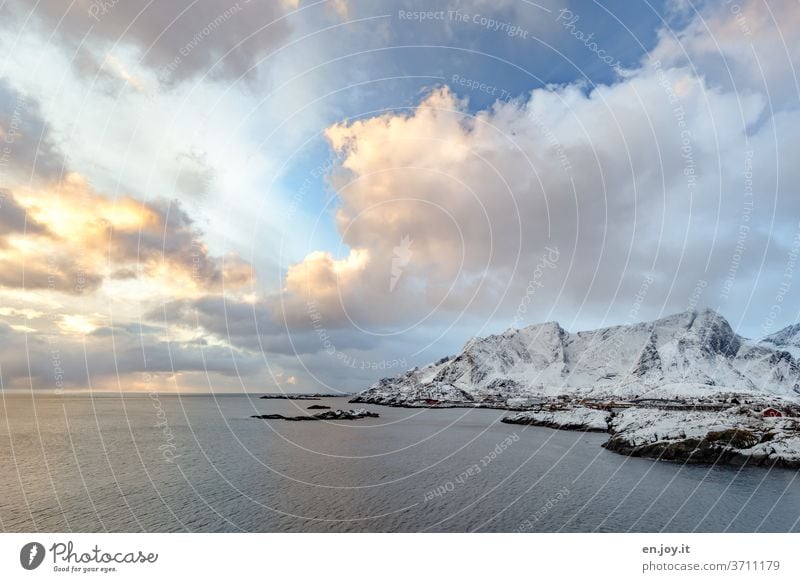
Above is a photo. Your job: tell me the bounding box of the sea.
[1,393,797,532]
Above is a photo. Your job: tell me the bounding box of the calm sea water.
[0,394,797,532]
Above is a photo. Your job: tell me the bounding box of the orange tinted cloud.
[2,173,253,299]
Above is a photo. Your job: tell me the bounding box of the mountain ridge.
[354,309,800,405]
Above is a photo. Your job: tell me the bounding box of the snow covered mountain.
[355,309,800,405]
[761,323,800,359]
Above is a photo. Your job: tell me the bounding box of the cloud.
[0,320,264,390]
[281,248,370,322]
[106,195,255,291]
[1,173,253,298]
[3,0,294,85]
[0,78,263,389]
[150,295,276,350]
[174,149,216,199]
[0,252,103,296]
[276,0,800,338]
[0,191,49,239]
[1,188,101,297]
[147,291,381,358]
[0,78,65,180]
[650,0,800,109]
[69,49,147,96]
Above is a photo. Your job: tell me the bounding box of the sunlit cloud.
[0,307,45,319]
[8,324,37,333]
[101,54,145,91]
[58,315,101,336]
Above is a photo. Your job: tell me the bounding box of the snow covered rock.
[603,408,800,469]
[502,407,611,432]
[761,323,800,361]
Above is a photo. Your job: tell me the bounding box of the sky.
[0,0,799,394]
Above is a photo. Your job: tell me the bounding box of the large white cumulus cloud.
[281,0,800,338]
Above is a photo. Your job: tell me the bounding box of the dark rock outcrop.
[252,408,379,421]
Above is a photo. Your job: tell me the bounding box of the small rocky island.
[259,393,350,401]
[252,408,379,421]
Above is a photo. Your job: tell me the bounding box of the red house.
[762,407,783,418]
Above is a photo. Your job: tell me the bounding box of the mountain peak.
[762,323,800,358]
[691,306,728,321]
[765,322,800,344]
[659,307,728,326]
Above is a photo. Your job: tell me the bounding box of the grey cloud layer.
[3,0,293,85]
[0,79,65,180]
[0,321,263,390]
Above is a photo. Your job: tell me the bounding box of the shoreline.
[353,397,800,470]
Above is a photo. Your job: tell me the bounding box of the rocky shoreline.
[601,407,800,469]
[503,404,800,469]
[354,398,800,469]
[502,407,611,432]
[259,393,351,401]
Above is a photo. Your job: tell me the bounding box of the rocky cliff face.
[354,309,800,405]
[602,408,800,469]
